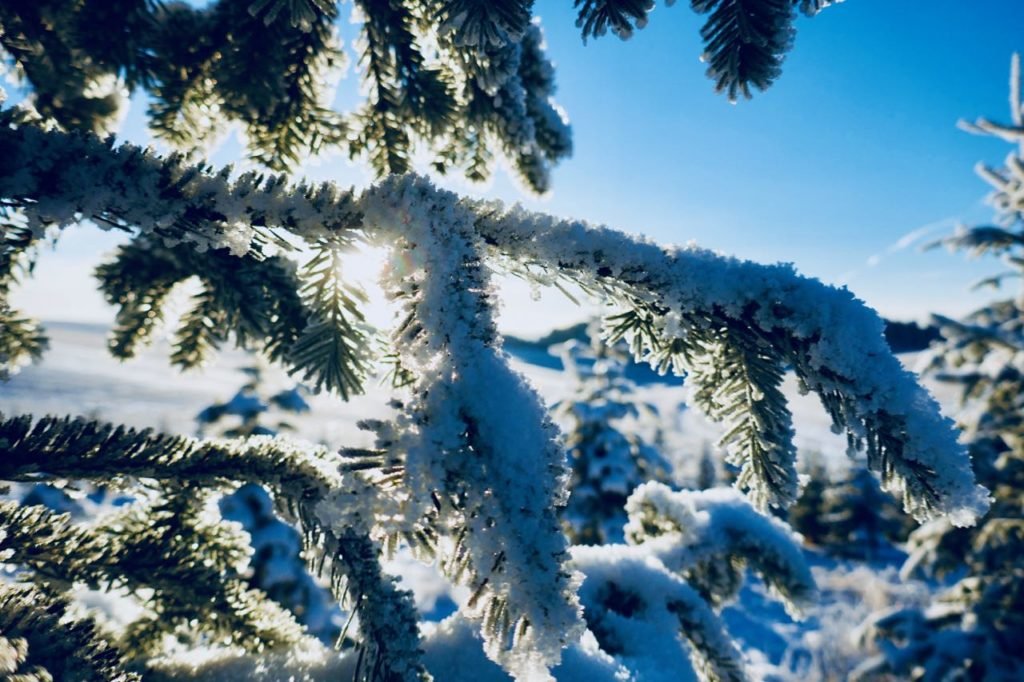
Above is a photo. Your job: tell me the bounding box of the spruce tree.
[817,465,912,562]
[0,3,995,680]
[197,363,342,644]
[788,456,830,548]
[855,54,1024,682]
[696,443,719,490]
[554,335,670,545]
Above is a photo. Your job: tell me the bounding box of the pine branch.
[573,545,747,682]
[574,0,833,100]
[349,0,457,176]
[0,123,988,527]
[668,594,746,682]
[0,120,363,252]
[575,0,655,41]
[689,327,798,509]
[470,196,989,525]
[144,3,224,151]
[95,238,192,359]
[210,0,345,170]
[287,240,372,399]
[0,220,36,288]
[359,176,583,678]
[0,583,138,681]
[0,216,47,378]
[438,0,534,48]
[98,237,312,368]
[320,531,430,682]
[625,483,817,616]
[0,0,124,134]
[691,0,795,102]
[171,284,231,369]
[0,303,47,379]
[0,493,309,656]
[0,413,343,501]
[518,23,572,163]
[0,412,426,672]
[69,0,158,88]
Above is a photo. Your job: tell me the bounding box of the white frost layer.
[469,200,989,525]
[625,483,817,617]
[148,616,628,682]
[2,125,988,524]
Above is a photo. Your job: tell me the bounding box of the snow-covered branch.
[0,120,362,251]
[0,413,343,502]
[0,412,427,679]
[624,483,816,616]
[469,200,989,523]
[572,545,745,682]
[349,175,583,679]
[0,120,994,679]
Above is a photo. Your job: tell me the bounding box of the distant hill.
[883,320,942,354]
[503,319,943,381]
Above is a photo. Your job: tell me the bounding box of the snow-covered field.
[0,321,959,681]
[4,320,948,468]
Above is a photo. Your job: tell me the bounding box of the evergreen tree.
[817,465,912,562]
[197,363,342,644]
[855,54,1024,682]
[0,1,839,188]
[0,4,995,680]
[696,442,719,490]
[788,456,829,548]
[554,335,670,545]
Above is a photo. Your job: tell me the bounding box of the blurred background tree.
[856,54,1024,682]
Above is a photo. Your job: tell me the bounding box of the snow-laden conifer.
[571,482,815,681]
[0,9,998,673]
[0,106,992,677]
[856,54,1024,682]
[555,335,670,545]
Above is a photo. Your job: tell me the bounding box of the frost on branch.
[572,547,745,682]
[0,413,428,681]
[624,483,816,616]
[347,175,584,679]
[569,484,814,682]
[0,118,992,679]
[472,199,989,523]
[0,119,371,397]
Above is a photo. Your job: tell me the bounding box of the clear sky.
[10,0,1024,337]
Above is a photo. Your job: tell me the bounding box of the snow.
[0,321,968,681]
[468,193,988,525]
[2,123,986,520]
[571,545,738,682]
[1,150,989,678]
[625,484,816,618]
[356,176,584,678]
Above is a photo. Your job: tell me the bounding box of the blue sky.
[10,0,1024,336]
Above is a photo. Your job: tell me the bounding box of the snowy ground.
[1,321,957,466]
[0,321,960,680]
